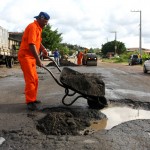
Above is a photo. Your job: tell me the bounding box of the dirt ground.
[0,59,150,150]
[0,59,107,136]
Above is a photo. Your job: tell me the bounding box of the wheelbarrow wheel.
[87,96,107,109]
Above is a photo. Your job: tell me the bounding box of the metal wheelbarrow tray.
[43,57,107,109]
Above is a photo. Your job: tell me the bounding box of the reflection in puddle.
[101,106,150,129]
[80,106,150,135]
[90,119,107,130]
[80,118,107,135]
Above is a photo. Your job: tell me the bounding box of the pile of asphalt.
[36,107,106,136]
[47,59,78,66]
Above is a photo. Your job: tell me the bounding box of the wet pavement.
[0,60,150,150]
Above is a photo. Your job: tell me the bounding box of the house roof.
[9,32,23,42]
[127,47,150,51]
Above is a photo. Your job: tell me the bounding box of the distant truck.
[0,26,21,68]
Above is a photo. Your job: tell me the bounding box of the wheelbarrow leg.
[87,96,108,109]
[62,88,84,106]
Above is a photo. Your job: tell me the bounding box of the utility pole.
[110,31,117,55]
[131,10,142,56]
[106,37,108,43]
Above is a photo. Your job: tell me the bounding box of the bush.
[142,53,150,61]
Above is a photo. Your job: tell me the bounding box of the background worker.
[18,12,50,111]
[77,50,83,65]
[54,48,60,66]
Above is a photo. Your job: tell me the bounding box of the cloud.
[0,0,150,49]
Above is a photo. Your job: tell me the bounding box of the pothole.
[35,103,150,136]
[79,105,150,134]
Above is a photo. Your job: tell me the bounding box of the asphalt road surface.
[0,60,150,150]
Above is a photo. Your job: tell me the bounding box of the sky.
[0,0,150,49]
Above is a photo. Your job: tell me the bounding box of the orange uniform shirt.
[18,20,42,59]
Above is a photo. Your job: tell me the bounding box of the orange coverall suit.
[18,20,42,104]
[77,51,83,65]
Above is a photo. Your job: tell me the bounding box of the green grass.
[100,51,150,66]
[101,57,128,64]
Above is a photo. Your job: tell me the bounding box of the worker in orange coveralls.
[77,50,83,65]
[18,12,50,111]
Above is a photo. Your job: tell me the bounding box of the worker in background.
[77,50,83,65]
[138,53,142,64]
[82,48,88,65]
[84,48,88,54]
[54,48,60,66]
[18,12,50,111]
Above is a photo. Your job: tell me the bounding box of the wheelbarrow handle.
[42,65,64,87]
[44,55,61,72]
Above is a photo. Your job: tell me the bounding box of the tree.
[59,46,69,57]
[101,41,126,56]
[42,24,62,51]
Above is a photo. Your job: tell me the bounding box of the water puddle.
[90,118,107,130]
[0,137,5,145]
[80,118,107,135]
[101,106,150,129]
[83,106,150,134]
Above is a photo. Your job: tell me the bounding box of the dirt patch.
[36,107,106,136]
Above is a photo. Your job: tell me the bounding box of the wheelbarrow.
[42,57,107,109]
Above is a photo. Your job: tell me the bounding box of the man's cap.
[34,12,50,20]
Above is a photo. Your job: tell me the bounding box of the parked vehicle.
[128,54,142,65]
[143,59,150,73]
[0,26,20,68]
[82,53,97,66]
